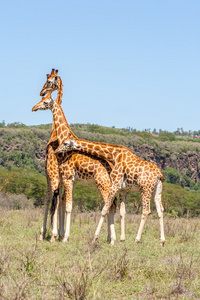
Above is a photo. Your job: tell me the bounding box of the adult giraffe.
[56,132,165,246]
[33,70,124,243]
[37,69,62,242]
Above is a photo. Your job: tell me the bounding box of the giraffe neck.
[56,77,63,105]
[52,99,77,146]
[47,78,63,145]
[71,139,123,165]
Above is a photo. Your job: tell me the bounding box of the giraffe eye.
[55,77,57,81]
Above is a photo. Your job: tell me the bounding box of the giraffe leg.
[93,185,118,245]
[135,191,151,243]
[135,214,149,243]
[107,211,111,243]
[119,192,126,242]
[58,181,65,240]
[40,183,51,241]
[153,180,165,246]
[109,205,116,246]
[94,176,113,244]
[63,180,73,242]
[93,214,106,243]
[59,191,66,241]
[50,188,60,242]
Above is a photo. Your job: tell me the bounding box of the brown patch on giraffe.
[81,142,87,147]
[98,150,106,157]
[117,153,123,162]
[108,147,114,153]
[61,125,66,132]
[81,163,88,168]
[87,144,94,150]
[89,165,94,171]
[122,153,127,161]
[94,145,101,151]
[126,156,132,162]
[57,127,61,135]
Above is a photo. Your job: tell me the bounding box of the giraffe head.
[55,139,79,153]
[40,68,59,96]
[32,91,55,112]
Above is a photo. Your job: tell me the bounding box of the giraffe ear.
[47,74,50,79]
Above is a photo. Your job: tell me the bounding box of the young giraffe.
[33,70,122,243]
[56,135,165,246]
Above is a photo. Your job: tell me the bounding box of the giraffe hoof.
[111,239,116,246]
[59,235,64,241]
[160,240,165,247]
[107,237,111,243]
[39,234,45,241]
[120,236,125,242]
[63,236,69,242]
[92,236,98,244]
[135,238,141,243]
[50,235,57,243]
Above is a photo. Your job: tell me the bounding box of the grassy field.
[0,208,200,299]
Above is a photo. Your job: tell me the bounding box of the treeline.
[2,121,200,138]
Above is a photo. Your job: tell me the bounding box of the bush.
[158,132,176,141]
[0,192,34,210]
[163,167,180,184]
[0,167,47,207]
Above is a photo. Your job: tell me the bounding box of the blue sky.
[0,0,199,132]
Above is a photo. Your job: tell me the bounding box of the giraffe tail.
[153,177,164,217]
[158,173,164,183]
[50,189,59,225]
[110,197,117,212]
[113,197,117,209]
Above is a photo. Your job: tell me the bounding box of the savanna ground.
[0,208,200,299]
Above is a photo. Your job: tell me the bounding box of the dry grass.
[0,208,200,299]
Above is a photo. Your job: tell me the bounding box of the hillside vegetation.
[1,122,200,216]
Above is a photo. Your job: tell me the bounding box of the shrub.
[163,167,180,184]
[0,192,34,210]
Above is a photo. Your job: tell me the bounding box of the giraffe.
[56,135,165,246]
[37,69,62,242]
[33,70,122,243]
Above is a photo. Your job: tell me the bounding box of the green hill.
[1,122,200,215]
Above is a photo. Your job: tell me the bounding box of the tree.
[163,167,180,184]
